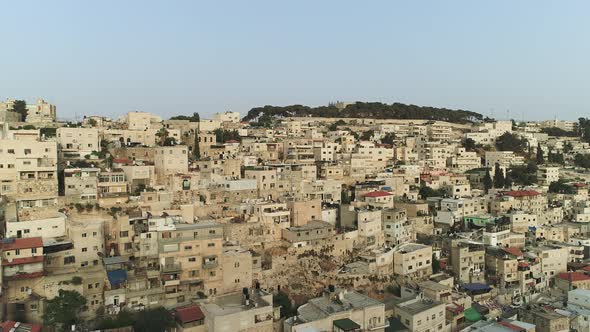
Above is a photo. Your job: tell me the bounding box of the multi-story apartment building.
[449,241,485,284]
[0,134,58,221]
[154,146,189,182]
[285,289,388,332]
[202,289,274,332]
[22,99,57,123]
[98,169,127,199]
[64,167,99,203]
[56,127,100,159]
[382,208,414,246]
[537,166,560,186]
[393,295,449,332]
[126,111,162,130]
[393,243,432,279]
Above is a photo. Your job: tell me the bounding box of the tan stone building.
[393,243,433,279]
[285,289,388,332]
[56,127,100,159]
[154,146,188,183]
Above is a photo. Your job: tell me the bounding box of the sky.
[1,1,589,121]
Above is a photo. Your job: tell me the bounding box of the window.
[188,257,196,262]
[64,256,76,264]
[120,231,129,238]
[15,249,20,255]
[82,233,87,238]
[82,248,88,252]
[208,243,215,247]
[31,248,37,253]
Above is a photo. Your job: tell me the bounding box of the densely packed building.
[2,99,590,331]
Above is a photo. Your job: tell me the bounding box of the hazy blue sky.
[1,1,589,120]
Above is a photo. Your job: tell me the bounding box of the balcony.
[203,261,218,269]
[161,263,181,273]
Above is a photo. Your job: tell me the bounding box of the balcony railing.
[161,263,181,273]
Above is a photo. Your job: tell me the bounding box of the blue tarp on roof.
[382,186,392,191]
[107,269,128,286]
[462,283,491,291]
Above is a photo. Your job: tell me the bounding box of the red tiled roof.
[3,256,44,266]
[502,247,524,257]
[581,266,590,272]
[518,262,529,268]
[364,191,392,198]
[503,190,541,197]
[5,271,45,281]
[498,321,526,332]
[557,272,590,282]
[573,183,587,188]
[175,305,205,324]
[225,140,239,143]
[0,237,43,251]
[112,158,131,164]
[0,321,42,332]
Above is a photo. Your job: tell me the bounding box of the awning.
[464,307,482,322]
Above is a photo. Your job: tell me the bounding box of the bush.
[74,203,84,212]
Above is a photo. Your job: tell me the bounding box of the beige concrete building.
[154,146,188,183]
[56,127,100,159]
[64,167,99,203]
[393,243,433,278]
[393,296,449,332]
[201,289,274,332]
[23,99,57,123]
[0,135,58,221]
[288,198,322,226]
[282,221,334,248]
[450,241,485,284]
[220,245,253,294]
[285,289,388,332]
[126,111,162,130]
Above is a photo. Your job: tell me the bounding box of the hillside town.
[3,98,590,332]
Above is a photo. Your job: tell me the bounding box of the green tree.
[564,142,574,153]
[483,169,493,192]
[133,307,175,332]
[463,138,477,151]
[574,154,590,169]
[432,254,441,273]
[156,128,169,146]
[9,100,28,121]
[43,290,87,332]
[169,112,200,122]
[360,129,374,141]
[548,150,564,164]
[273,292,296,318]
[98,310,136,330]
[548,180,575,194]
[536,143,544,164]
[381,133,396,145]
[493,163,505,188]
[213,128,242,143]
[193,132,201,159]
[419,185,445,199]
[495,132,527,153]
